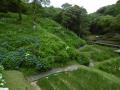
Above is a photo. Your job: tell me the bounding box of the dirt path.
[31,81,41,90]
[28,64,81,90]
[27,45,86,82]
[27,45,84,90]
[27,64,81,82]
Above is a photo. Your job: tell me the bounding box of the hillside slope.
[0,13,86,72]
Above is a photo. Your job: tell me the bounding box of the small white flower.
[96,36,99,38]
[66,46,70,50]
[0,83,4,86]
[1,79,5,82]
[46,77,48,79]
[25,53,30,56]
[54,74,57,76]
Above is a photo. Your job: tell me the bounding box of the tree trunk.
[18,0,22,22]
[33,0,37,30]
[18,10,22,21]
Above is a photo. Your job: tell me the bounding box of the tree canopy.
[55,5,88,36]
[61,3,72,10]
[96,3,120,16]
[90,15,114,34]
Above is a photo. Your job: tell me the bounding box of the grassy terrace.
[37,66,120,90]
[3,70,33,90]
[96,57,120,78]
[79,45,118,62]
[0,12,120,90]
[0,1,120,90]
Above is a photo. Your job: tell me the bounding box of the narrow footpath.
[28,64,81,90]
[27,64,81,82]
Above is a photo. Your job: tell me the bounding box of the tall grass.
[78,45,118,64]
[37,66,120,90]
[96,57,120,78]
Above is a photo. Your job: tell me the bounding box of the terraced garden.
[35,45,120,90]
[0,0,120,89]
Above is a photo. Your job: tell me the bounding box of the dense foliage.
[0,13,86,72]
[110,14,120,33]
[0,0,27,13]
[89,0,120,37]
[41,7,62,19]
[96,3,120,16]
[90,15,114,34]
[55,5,89,37]
[0,0,120,89]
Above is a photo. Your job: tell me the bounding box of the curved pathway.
[27,45,85,90]
[27,64,81,82]
[27,41,120,90]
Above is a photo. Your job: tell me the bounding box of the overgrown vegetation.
[0,0,120,90]
[0,12,86,72]
[89,1,120,42]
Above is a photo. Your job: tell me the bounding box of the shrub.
[0,35,40,51]
[2,51,21,69]
[17,47,38,68]
[55,50,69,63]
[36,56,54,72]
[77,52,90,65]
[2,48,38,69]
[0,47,8,62]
